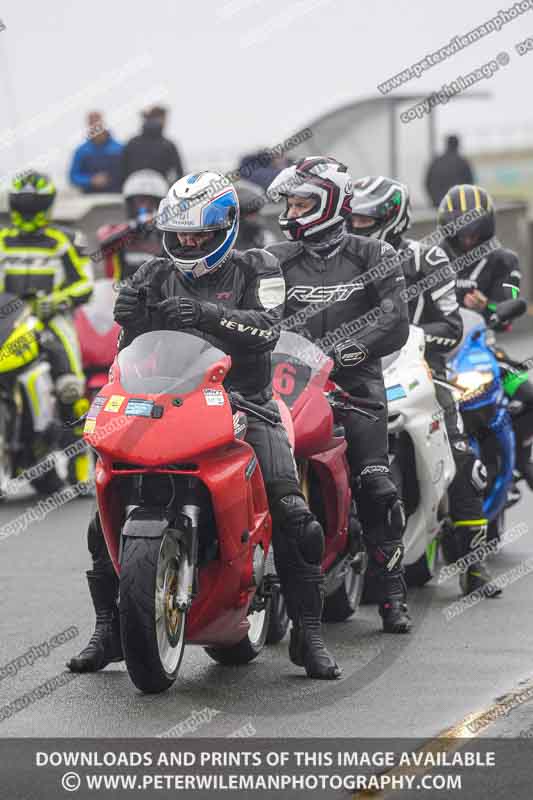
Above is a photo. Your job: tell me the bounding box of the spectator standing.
[238,149,290,191]
[234,179,276,250]
[425,135,475,208]
[69,112,123,193]
[120,106,184,186]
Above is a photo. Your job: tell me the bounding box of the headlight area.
[451,371,494,402]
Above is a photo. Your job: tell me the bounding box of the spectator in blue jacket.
[69,112,123,193]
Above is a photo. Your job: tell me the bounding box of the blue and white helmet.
[156,171,239,278]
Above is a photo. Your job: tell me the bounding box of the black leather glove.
[158,297,221,330]
[114,285,141,324]
[332,338,369,370]
[159,297,202,329]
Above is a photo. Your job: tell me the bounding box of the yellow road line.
[353,677,533,798]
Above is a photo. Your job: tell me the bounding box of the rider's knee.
[470,458,488,492]
[267,481,324,565]
[354,465,406,538]
[56,374,85,404]
[355,465,397,501]
[452,445,488,493]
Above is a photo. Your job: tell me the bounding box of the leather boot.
[456,523,502,599]
[285,565,341,680]
[371,540,412,633]
[67,568,123,672]
[378,571,412,633]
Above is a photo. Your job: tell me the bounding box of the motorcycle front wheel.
[120,533,186,694]
[266,583,290,644]
[323,546,367,622]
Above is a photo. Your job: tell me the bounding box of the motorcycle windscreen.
[117,330,226,395]
[272,331,329,409]
[447,308,487,359]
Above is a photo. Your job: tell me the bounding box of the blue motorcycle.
[448,299,526,542]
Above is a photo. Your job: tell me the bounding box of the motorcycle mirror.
[489,298,527,326]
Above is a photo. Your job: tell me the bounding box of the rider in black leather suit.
[267,157,412,633]
[67,170,341,680]
[350,176,501,597]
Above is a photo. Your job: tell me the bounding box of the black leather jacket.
[268,233,409,392]
[446,241,521,318]
[398,237,463,374]
[117,249,286,397]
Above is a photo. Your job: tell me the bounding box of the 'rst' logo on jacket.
[286,283,365,303]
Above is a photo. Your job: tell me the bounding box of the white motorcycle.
[383,326,456,586]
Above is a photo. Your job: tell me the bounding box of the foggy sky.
[0,0,531,186]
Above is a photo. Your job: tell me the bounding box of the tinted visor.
[9,193,54,218]
[350,213,379,228]
[131,196,160,212]
[126,196,160,221]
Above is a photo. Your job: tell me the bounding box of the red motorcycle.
[84,329,287,693]
[273,331,373,622]
[74,278,120,400]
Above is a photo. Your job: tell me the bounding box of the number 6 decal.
[273,362,296,396]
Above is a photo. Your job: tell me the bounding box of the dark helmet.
[437,184,494,255]
[9,172,56,232]
[349,176,410,245]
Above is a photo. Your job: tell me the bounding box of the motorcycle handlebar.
[229,392,281,426]
[326,390,385,412]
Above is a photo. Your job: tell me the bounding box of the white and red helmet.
[267,156,353,242]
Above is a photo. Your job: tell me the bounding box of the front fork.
[469,407,515,521]
[172,479,201,612]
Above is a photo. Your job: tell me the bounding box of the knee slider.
[56,374,85,404]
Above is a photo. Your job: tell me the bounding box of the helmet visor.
[9,193,54,218]
[350,213,379,230]
[281,193,320,222]
[163,228,227,262]
[157,195,236,234]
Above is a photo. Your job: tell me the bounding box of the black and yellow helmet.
[9,172,56,232]
[437,184,494,255]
